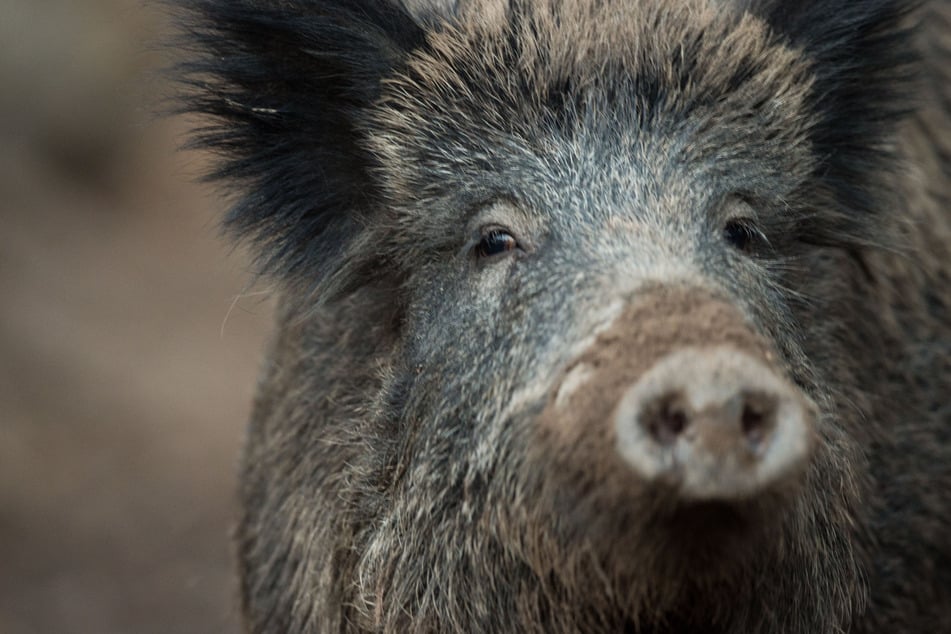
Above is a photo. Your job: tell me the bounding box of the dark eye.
[476,229,519,259]
[723,218,764,254]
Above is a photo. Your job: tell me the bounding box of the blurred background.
[0,1,273,632]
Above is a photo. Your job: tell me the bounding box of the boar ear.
[753,0,921,127]
[173,0,425,294]
[745,0,922,235]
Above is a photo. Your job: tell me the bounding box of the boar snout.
[540,288,817,508]
[615,346,816,500]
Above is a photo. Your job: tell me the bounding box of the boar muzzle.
[615,345,816,500]
[543,287,816,503]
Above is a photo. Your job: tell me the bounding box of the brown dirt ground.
[0,2,273,632]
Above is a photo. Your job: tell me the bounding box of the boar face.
[175,0,931,631]
[348,7,837,624]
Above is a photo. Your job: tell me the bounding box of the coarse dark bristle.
[749,0,923,245]
[169,0,426,295]
[169,0,923,293]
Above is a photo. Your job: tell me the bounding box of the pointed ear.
[173,0,425,294]
[746,1,922,231]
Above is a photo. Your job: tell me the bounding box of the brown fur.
[174,0,951,631]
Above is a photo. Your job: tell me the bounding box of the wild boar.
[175,0,951,631]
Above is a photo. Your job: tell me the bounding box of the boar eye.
[476,228,519,259]
[723,218,765,254]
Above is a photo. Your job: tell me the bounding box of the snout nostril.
[741,406,765,444]
[616,345,816,500]
[740,393,777,447]
[644,396,689,445]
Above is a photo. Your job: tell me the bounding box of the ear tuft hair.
[746,0,923,243]
[171,0,425,293]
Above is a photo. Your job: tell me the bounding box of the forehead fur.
[370,0,815,199]
[174,0,920,295]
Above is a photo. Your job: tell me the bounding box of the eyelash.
[723,219,756,252]
[720,195,768,256]
[475,228,519,259]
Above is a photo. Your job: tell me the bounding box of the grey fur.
[174,0,951,631]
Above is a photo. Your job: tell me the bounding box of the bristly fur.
[744,0,924,247]
[169,1,951,632]
[172,0,923,296]
[170,0,425,297]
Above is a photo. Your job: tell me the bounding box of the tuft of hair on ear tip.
[165,0,426,296]
[746,0,926,242]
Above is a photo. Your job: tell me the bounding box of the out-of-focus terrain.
[0,2,273,632]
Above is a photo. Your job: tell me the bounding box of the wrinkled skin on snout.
[177,0,951,632]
